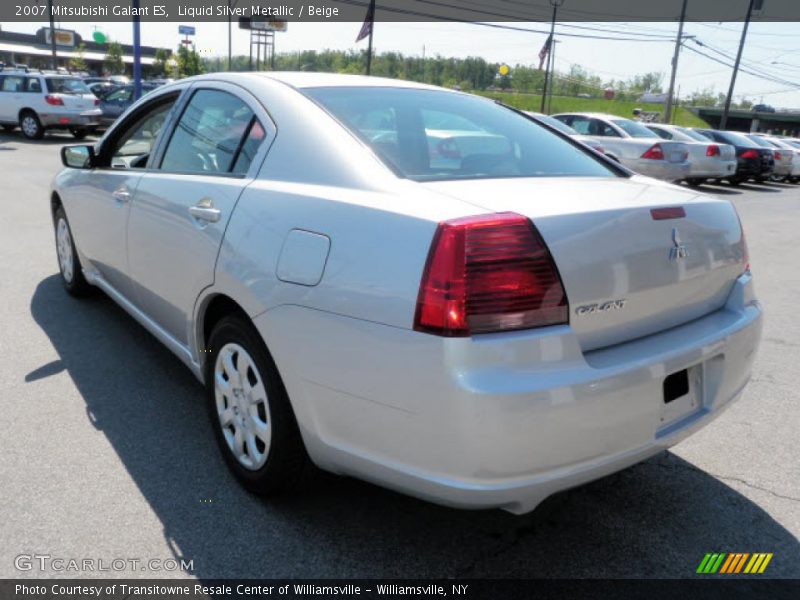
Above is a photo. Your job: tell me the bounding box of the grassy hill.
[475,91,708,128]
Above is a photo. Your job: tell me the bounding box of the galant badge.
[670,227,689,261]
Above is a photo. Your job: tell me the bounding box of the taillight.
[706,144,721,157]
[45,94,64,106]
[414,213,568,337]
[641,144,665,160]
[741,149,759,159]
[774,151,782,161]
[94,98,100,106]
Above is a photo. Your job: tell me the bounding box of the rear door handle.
[112,188,131,203]
[189,205,221,223]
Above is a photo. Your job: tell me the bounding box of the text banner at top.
[4,0,800,23]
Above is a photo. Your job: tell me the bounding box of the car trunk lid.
[422,176,747,351]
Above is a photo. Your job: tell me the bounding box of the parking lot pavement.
[0,131,798,580]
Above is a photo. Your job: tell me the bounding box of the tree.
[104,42,125,75]
[176,44,203,78]
[153,48,170,78]
[68,43,88,73]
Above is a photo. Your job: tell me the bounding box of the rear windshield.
[611,119,659,138]
[746,135,775,148]
[46,78,91,95]
[529,113,579,135]
[304,87,617,182]
[677,127,712,142]
[717,131,760,147]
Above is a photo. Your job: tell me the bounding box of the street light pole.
[132,0,142,100]
[720,0,759,130]
[540,0,563,113]
[47,0,58,70]
[664,0,689,124]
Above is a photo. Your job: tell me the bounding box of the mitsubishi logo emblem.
[670,227,689,261]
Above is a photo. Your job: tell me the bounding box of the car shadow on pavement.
[30,275,800,579]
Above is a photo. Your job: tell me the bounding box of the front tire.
[19,111,44,140]
[53,206,91,296]
[205,316,310,496]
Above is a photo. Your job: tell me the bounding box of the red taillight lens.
[414,213,568,337]
[706,144,721,157]
[651,206,686,220]
[641,144,665,160]
[774,151,782,161]
[94,98,100,106]
[741,149,759,159]
[45,94,64,106]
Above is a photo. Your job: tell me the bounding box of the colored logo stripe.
[698,552,773,574]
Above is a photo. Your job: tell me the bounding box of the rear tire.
[205,316,311,496]
[19,111,44,140]
[686,178,705,187]
[70,127,88,140]
[727,177,743,186]
[53,206,91,296]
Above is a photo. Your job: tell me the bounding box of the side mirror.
[61,144,95,169]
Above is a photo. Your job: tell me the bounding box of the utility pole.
[47,0,57,70]
[547,40,560,114]
[540,0,564,113]
[664,0,689,124]
[720,0,760,130]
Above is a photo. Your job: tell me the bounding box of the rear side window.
[648,127,672,140]
[160,89,264,175]
[25,78,42,93]
[612,119,658,138]
[679,128,712,142]
[305,87,616,181]
[719,131,760,147]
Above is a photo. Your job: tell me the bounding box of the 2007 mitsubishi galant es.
[51,73,762,514]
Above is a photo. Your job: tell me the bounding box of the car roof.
[553,112,631,120]
[170,71,450,93]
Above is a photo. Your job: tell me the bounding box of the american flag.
[356,0,376,42]
[538,34,553,70]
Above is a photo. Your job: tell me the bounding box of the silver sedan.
[51,73,761,514]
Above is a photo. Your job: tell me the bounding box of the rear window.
[46,78,90,95]
[304,87,616,181]
[611,119,659,138]
[745,135,774,148]
[717,131,760,148]
[678,127,712,142]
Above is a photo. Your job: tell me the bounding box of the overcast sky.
[7,20,800,107]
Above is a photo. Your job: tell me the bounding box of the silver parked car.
[553,112,691,182]
[0,70,101,139]
[745,133,794,181]
[51,73,761,514]
[645,123,737,186]
[523,111,607,155]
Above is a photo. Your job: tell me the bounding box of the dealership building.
[0,27,168,75]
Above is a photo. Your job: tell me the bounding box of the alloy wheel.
[56,218,74,283]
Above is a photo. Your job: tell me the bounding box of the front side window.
[305,87,616,181]
[2,76,24,92]
[46,78,90,95]
[160,89,263,175]
[109,98,177,169]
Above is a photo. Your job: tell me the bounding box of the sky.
[6,19,800,107]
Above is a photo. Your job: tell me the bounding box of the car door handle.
[189,205,221,223]
[112,188,131,203]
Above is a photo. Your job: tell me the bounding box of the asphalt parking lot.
[0,130,798,580]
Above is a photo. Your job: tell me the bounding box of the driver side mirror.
[61,144,95,169]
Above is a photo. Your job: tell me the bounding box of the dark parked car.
[97,82,159,128]
[752,104,776,113]
[693,129,774,185]
[87,81,118,98]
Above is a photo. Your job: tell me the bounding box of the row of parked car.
[0,67,168,139]
[527,111,800,186]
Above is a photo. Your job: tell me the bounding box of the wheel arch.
[18,107,39,121]
[50,191,63,223]
[196,293,252,363]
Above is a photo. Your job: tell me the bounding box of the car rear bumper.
[39,109,101,128]
[255,272,762,514]
[690,159,737,179]
[627,159,691,182]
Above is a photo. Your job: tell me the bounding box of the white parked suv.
[0,70,101,139]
